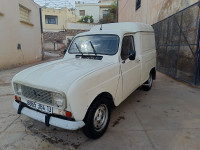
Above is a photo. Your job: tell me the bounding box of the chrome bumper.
[13,101,85,130]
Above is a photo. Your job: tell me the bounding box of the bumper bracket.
[17,102,25,114]
[45,114,50,126]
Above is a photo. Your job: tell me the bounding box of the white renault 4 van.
[12,22,156,139]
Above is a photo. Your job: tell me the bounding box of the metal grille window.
[136,0,141,11]
[79,10,85,16]
[19,5,30,23]
[45,15,58,24]
[103,10,109,18]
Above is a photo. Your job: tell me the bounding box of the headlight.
[14,83,22,95]
[53,93,65,107]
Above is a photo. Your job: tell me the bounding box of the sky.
[33,0,99,9]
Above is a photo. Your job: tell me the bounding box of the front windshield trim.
[68,34,120,56]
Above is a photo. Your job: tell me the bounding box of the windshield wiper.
[75,43,83,56]
[90,41,97,56]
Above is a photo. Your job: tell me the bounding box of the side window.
[121,35,135,60]
[136,0,141,11]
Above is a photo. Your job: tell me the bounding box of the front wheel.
[83,97,111,139]
[142,73,153,91]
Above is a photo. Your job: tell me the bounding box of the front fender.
[67,63,120,121]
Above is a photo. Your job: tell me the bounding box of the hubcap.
[147,74,152,87]
[93,104,108,132]
[143,74,152,87]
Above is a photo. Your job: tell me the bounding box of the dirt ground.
[0,57,200,150]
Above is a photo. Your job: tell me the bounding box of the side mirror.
[63,48,67,54]
[129,50,136,60]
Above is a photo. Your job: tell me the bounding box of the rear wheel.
[83,97,111,139]
[142,73,153,91]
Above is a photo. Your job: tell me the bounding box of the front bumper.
[13,101,85,130]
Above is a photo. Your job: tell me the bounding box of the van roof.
[90,22,154,33]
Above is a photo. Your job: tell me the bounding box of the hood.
[13,58,113,92]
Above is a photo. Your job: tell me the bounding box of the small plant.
[78,15,94,23]
[89,16,94,23]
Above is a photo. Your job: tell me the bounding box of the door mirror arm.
[122,60,126,64]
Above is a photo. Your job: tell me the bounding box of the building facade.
[75,0,114,23]
[42,8,78,32]
[118,0,200,85]
[0,0,42,70]
[118,0,199,25]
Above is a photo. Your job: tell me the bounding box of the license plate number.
[27,100,52,114]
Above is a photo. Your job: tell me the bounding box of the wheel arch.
[83,92,114,122]
[151,67,156,80]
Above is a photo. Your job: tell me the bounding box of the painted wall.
[0,0,42,70]
[118,0,199,25]
[66,22,96,30]
[42,8,78,32]
[75,1,113,23]
[75,4,100,23]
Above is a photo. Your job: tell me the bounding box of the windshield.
[68,35,119,55]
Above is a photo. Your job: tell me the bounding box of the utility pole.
[116,0,118,22]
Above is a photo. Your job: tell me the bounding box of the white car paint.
[12,22,156,130]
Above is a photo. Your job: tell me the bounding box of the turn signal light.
[15,95,21,101]
[65,111,72,118]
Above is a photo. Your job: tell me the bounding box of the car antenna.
[100,24,102,30]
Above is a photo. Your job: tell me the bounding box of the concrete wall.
[0,0,42,70]
[66,22,96,30]
[118,0,199,25]
[42,8,78,32]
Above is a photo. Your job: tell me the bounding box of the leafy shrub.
[78,15,94,23]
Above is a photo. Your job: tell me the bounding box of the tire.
[83,97,111,139]
[142,73,153,91]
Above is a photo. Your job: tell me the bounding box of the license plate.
[27,100,52,114]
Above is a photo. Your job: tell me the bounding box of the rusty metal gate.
[152,2,200,85]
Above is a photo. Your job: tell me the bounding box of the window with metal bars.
[79,10,85,16]
[45,15,58,24]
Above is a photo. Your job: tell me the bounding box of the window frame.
[45,15,58,25]
[19,4,33,26]
[102,10,109,18]
[68,34,120,56]
[19,4,31,23]
[79,10,85,16]
[121,35,136,61]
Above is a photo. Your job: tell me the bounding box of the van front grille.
[21,85,53,105]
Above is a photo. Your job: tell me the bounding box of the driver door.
[120,35,141,100]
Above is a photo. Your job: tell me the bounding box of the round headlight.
[53,93,64,107]
[15,84,22,95]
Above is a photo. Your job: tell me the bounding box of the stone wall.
[118,0,199,25]
[43,29,87,42]
[158,0,199,21]
[43,29,88,51]
[66,22,96,30]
